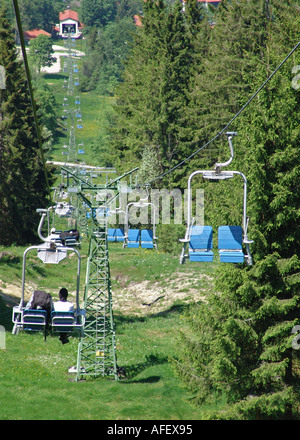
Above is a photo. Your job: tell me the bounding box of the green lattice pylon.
[75,201,117,381]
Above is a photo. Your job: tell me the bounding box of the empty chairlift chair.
[141,229,155,249]
[115,228,125,242]
[107,228,116,241]
[218,225,244,263]
[127,229,140,248]
[189,225,214,262]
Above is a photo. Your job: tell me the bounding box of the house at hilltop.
[57,7,83,39]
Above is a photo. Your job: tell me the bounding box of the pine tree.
[0,8,52,245]
[173,0,300,419]
[80,0,117,29]
[111,0,208,188]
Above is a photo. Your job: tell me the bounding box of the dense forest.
[0,0,299,419]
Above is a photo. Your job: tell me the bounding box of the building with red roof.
[58,7,83,39]
[23,28,51,41]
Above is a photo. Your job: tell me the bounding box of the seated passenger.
[54,288,74,344]
[54,288,74,312]
[26,290,53,326]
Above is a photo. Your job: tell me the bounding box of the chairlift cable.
[147,40,300,186]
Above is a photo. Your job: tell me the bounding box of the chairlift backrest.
[141,229,153,242]
[189,226,213,250]
[115,228,125,241]
[218,226,243,250]
[127,229,140,248]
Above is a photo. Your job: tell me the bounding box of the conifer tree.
[173,0,300,419]
[111,0,208,188]
[0,8,52,245]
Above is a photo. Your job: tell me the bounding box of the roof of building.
[23,28,51,40]
[59,9,80,23]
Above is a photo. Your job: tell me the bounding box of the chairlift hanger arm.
[215,132,237,171]
[186,169,249,237]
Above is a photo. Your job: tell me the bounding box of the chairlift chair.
[141,229,155,249]
[126,229,140,248]
[123,198,158,249]
[218,225,244,263]
[115,228,125,242]
[180,132,253,265]
[188,225,214,262]
[107,228,116,241]
[12,211,85,336]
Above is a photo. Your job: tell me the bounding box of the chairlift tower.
[48,164,130,381]
[76,193,118,381]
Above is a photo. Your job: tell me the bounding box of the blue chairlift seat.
[115,228,125,242]
[107,228,116,241]
[218,225,244,263]
[127,229,140,248]
[141,229,154,249]
[189,225,214,262]
[51,311,75,333]
[23,309,47,331]
[77,124,83,129]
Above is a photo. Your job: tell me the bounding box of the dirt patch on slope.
[0,271,214,317]
[112,272,213,316]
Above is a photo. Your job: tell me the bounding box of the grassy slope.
[0,242,219,420]
[46,68,114,166]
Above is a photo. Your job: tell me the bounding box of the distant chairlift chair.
[141,229,156,249]
[124,199,157,250]
[115,228,125,242]
[127,229,140,248]
[107,228,116,241]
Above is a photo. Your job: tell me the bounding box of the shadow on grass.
[114,303,188,328]
[44,73,68,81]
[0,296,15,331]
[128,375,161,384]
[120,353,168,382]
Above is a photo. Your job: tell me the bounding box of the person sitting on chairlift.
[26,290,53,326]
[54,288,74,344]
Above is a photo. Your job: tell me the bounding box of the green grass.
[0,240,220,420]
[0,305,203,420]
[44,71,115,166]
